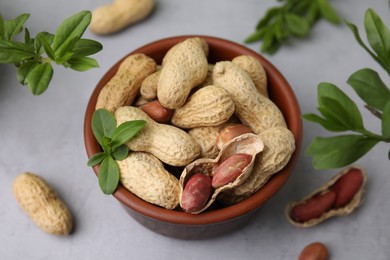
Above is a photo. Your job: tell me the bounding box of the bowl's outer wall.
[84,35,302,239]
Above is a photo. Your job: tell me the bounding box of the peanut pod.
[179,133,264,214]
[115,106,200,166]
[285,166,367,228]
[118,152,180,209]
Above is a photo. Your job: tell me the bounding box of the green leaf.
[25,63,53,95]
[317,83,364,130]
[382,100,390,138]
[345,20,380,65]
[17,60,38,85]
[347,68,390,111]
[112,144,129,161]
[306,135,379,169]
[37,33,56,61]
[244,30,264,44]
[306,1,320,26]
[54,36,79,62]
[67,56,99,71]
[92,109,117,147]
[4,13,29,40]
[0,14,5,40]
[303,113,349,132]
[317,0,340,24]
[111,120,146,149]
[24,28,32,45]
[73,39,103,56]
[87,152,107,167]
[0,40,35,63]
[51,10,92,58]
[34,32,54,56]
[365,9,390,65]
[256,7,281,30]
[284,13,310,37]
[98,156,120,195]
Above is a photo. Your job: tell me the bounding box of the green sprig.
[88,109,146,195]
[245,0,340,54]
[304,8,390,169]
[0,10,102,95]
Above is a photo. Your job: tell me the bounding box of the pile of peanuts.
[95,37,296,213]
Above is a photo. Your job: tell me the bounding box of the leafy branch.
[304,9,390,169]
[0,10,102,95]
[245,0,340,54]
[88,109,146,195]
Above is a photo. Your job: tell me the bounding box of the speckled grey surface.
[0,0,389,259]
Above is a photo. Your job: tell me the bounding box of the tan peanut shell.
[118,152,180,209]
[188,126,221,159]
[90,0,155,35]
[12,172,73,235]
[179,133,264,214]
[171,85,235,128]
[218,127,295,204]
[140,68,161,101]
[158,37,209,109]
[96,53,156,113]
[232,55,268,97]
[212,61,286,134]
[115,106,200,166]
[285,166,367,228]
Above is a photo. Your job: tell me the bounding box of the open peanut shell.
[285,165,367,228]
[179,133,264,214]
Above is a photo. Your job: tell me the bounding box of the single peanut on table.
[13,172,73,235]
[90,0,155,35]
[298,242,329,260]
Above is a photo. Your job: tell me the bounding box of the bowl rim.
[83,35,302,225]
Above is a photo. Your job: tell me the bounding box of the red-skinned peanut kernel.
[211,153,252,188]
[330,168,364,208]
[298,242,329,260]
[291,190,336,223]
[181,173,212,213]
[140,100,173,123]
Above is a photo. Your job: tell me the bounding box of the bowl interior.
[84,35,302,225]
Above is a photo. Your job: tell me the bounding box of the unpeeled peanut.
[232,55,268,97]
[140,69,161,100]
[118,152,180,209]
[188,126,221,159]
[158,37,209,109]
[96,53,156,113]
[213,61,286,134]
[181,173,213,213]
[13,172,73,235]
[115,106,200,166]
[298,242,329,260]
[171,85,235,128]
[90,0,155,35]
[212,153,252,188]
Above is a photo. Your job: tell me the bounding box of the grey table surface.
[1,0,389,259]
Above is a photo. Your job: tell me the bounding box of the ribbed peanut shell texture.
[12,172,73,235]
[96,53,156,113]
[188,126,221,159]
[219,127,295,204]
[212,61,286,134]
[157,38,209,109]
[115,106,200,166]
[285,166,367,228]
[90,0,155,35]
[118,152,180,209]
[171,85,235,128]
[140,69,161,100]
[179,133,264,214]
[232,55,268,97]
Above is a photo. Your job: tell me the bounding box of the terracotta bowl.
[84,35,302,240]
